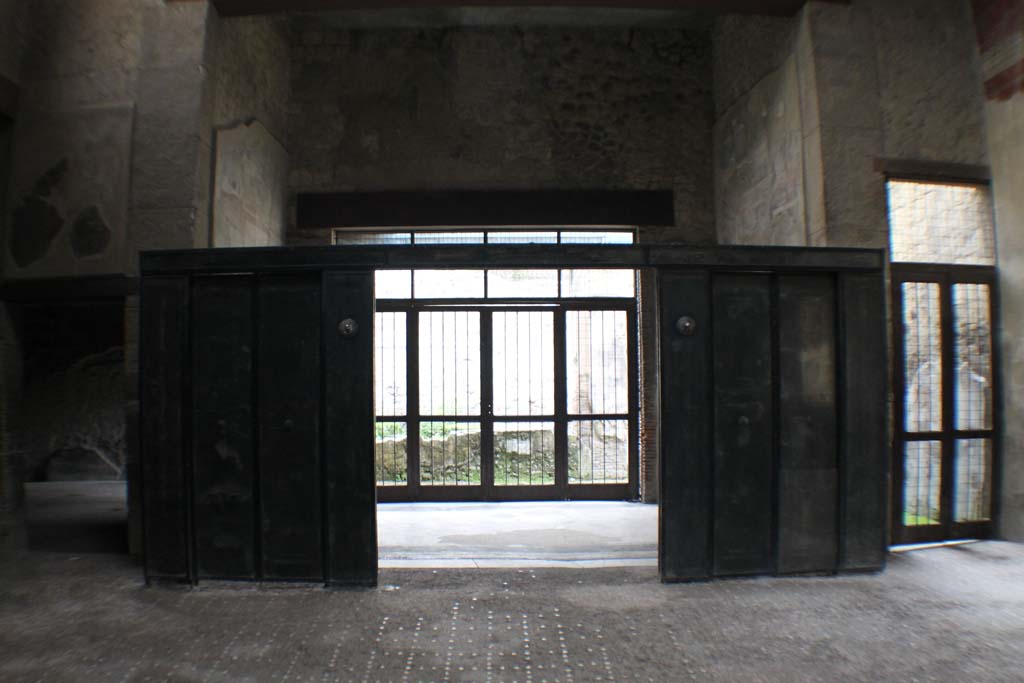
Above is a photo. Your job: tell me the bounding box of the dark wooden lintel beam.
[296,190,675,230]
[141,244,884,275]
[0,275,139,302]
[213,1,814,18]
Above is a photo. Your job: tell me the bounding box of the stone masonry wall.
[287,20,715,244]
[974,0,1024,540]
[0,0,28,87]
[714,0,988,249]
[711,12,810,247]
[4,0,150,280]
[868,0,988,166]
[210,16,291,248]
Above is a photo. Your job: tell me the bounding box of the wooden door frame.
[890,263,1000,544]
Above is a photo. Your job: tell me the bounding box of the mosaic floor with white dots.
[1,542,1024,682]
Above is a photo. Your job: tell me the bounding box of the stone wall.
[714,1,989,249]
[712,14,795,119]
[129,0,216,262]
[868,0,988,166]
[0,0,28,86]
[713,51,806,246]
[711,11,813,247]
[211,16,291,248]
[974,0,1024,540]
[4,0,148,280]
[287,19,714,243]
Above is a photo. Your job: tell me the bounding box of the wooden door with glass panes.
[887,178,999,544]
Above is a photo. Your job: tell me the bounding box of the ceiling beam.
[212,1,810,18]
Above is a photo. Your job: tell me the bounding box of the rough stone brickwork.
[638,269,658,502]
[287,20,715,244]
[712,14,795,119]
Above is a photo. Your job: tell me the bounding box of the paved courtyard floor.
[378,501,658,567]
[1,540,1023,682]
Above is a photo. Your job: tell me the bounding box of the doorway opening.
[334,227,654,564]
[888,178,999,544]
[17,299,129,554]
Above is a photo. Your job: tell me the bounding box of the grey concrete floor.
[378,502,657,567]
[19,483,659,565]
[3,484,1023,681]
[22,481,128,554]
[1,542,1023,681]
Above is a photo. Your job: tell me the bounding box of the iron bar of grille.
[370,263,637,499]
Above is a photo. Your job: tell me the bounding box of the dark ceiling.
[212,1,813,18]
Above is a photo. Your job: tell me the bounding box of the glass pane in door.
[903,441,942,526]
[953,284,993,430]
[493,421,555,486]
[954,438,992,523]
[375,422,408,486]
[566,310,629,415]
[420,421,481,486]
[569,419,629,484]
[493,311,554,417]
[419,311,481,416]
[901,283,942,432]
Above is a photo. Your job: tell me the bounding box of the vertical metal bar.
[408,310,420,494]
[770,274,781,574]
[988,272,1003,535]
[184,278,197,585]
[481,310,495,497]
[554,308,568,495]
[251,276,262,581]
[940,273,955,535]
